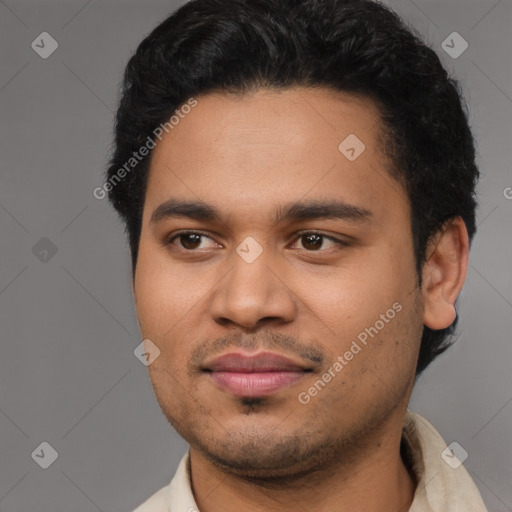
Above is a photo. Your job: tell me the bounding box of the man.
[106,0,487,510]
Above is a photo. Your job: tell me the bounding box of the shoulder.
[405,411,488,512]
[132,484,169,512]
[131,452,193,512]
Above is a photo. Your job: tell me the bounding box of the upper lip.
[203,351,311,373]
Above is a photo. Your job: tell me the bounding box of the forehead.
[144,87,407,225]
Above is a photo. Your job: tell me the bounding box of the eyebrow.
[150,198,373,225]
[150,199,222,224]
[273,199,372,224]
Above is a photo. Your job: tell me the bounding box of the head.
[106,0,478,478]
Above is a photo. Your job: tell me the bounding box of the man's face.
[134,87,424,477]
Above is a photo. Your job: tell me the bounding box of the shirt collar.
[167,411,488,512]
[404,412,487,511]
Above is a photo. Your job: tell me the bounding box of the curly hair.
[106,0,479,377]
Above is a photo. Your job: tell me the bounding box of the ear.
[422,216,470,330]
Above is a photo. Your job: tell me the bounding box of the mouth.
[202,351,312,398]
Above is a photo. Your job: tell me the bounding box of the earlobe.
[422,217,469,330]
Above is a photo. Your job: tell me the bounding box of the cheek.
[133,240,222,373]
[324,298,421,408]
[295,251,413,332]
[134,239,198,329]
[134,243,182,342]
[290,247,420,384]
[134,252,196,389]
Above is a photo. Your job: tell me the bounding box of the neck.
[188,411,416,512]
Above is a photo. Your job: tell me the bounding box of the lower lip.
[209,371,305,397]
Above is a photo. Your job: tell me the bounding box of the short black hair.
[106,0,479,377]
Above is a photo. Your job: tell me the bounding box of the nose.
[210,248,297,331]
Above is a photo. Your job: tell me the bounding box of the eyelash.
[163,230,348,253]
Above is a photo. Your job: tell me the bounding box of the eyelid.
[287,230,349,250]
[163,230,222,248]
[163,229,349,253]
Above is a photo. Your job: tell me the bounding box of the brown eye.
[164,231,221,252]
[301,233,323,250]
[289,232,346,252]
[179,233,203,250]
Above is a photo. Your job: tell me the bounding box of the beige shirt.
[133,411,488,512]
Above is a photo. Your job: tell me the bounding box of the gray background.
[0,0,511,510]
